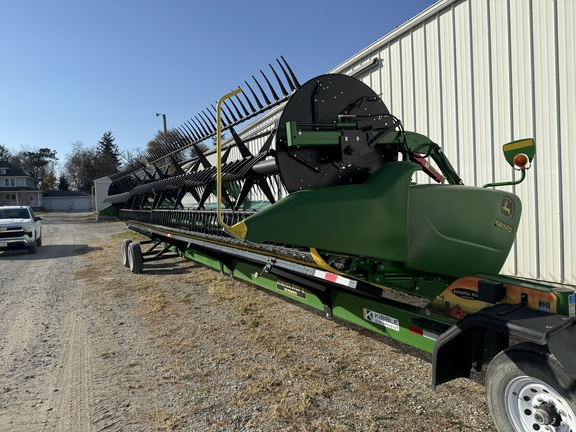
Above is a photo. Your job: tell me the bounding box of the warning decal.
[363,309,399,331]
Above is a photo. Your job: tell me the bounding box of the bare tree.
[64,141,98,193]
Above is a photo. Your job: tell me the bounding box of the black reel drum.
[275,74,399,193]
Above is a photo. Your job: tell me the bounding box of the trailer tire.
[128,242,143,274]
[486,342,576,432]
[121,239,132,267]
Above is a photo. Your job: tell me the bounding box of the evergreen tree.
[96,131,121,176]
[0,143,11,161]
[57,173,70,191]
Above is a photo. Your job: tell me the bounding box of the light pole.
[156,112,167,136]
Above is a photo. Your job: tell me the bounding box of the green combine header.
[104,61,576,432]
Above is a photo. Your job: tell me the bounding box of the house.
[0,161,43,209]
[0,161,92,211]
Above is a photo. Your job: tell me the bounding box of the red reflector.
[409,325,423,336]
[325,273,338,282]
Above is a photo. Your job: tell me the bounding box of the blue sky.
[0,0,436,172]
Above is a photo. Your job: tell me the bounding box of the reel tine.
[233,94,250,116]
[260,69,280,101]
[241,91,256,112]
[186,120,203,140]
[201,110,216,130]
[186,123,201,142]
[208,105,223,126]
[276,58,296,92]
[179,125,196,143]
[229,126,252,158]
[157,135,170,154]
[173,129,189,150]
[148,147,158,161]
[281,55,301,88]
[229,97,246,118]
[223,100,239,122]
[194,115,210,136]
[166,132,179,152]
[199,112,215,134]
[191,142,212,168]
[244,80,264,109]
[252,75,272,105]
[260,127,276,153]
[222,146,232,164]
[269,63,288,97]
[160,142,172,157]
[165,139,177,155]
[213,103,231,126]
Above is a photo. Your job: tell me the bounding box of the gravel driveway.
[0,212,497,431]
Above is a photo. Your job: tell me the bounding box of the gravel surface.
[0,212,497,431]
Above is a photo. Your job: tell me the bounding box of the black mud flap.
[548,321,576,381]
[432,303,576,389]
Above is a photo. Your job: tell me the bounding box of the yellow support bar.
[216,88,245,237]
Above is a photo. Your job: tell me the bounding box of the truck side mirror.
[503,138,535,170]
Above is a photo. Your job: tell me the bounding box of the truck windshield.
[0,209,30,219]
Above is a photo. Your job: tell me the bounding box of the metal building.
[219,0,575,285]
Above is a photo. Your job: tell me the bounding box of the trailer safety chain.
[254,258,275,278]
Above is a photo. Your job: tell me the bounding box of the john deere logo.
[501,198,514,219]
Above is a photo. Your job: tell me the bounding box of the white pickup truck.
[0,206,43,254]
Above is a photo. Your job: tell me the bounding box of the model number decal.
[452,288,479,300]
[277,279,307,299]
[364,309,399,331]
[495,218,513,234]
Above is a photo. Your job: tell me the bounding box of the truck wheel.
[486,342,576,432]
[128,242,143,274]
[27,242,38,254]
[36,236,42,247]
[121,239,132,267]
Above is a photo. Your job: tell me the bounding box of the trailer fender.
[432,303,576,389]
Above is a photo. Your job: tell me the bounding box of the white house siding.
[203,0,574,285]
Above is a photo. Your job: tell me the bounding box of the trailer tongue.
[104,61,576,432]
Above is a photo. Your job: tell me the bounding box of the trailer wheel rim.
[505,375,576,431]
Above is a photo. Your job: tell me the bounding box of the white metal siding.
[329,0,575,284]
[558,0,576,284]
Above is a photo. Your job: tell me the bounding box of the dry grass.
[74,231,496,432]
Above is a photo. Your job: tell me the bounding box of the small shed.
[42,191,93,211]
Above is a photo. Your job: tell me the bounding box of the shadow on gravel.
[138,261,199,275]
[0,244,102,259]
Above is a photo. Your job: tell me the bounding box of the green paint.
[330,290,437,353]
[243,160,521,278]
[99,205,119,218]
[286,121,341,147]
[244,162,418,263]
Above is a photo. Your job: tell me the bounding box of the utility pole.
[156,113,167,136]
